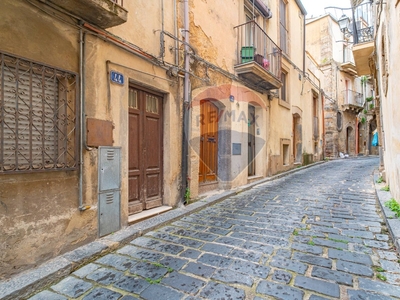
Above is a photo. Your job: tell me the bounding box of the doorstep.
[247,175,263,184]
[128,206,172,224]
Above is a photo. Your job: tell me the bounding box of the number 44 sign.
[110,70,124,85]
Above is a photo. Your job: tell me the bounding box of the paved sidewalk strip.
[10,158,400,299]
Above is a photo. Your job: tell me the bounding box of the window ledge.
[279,99,291,109]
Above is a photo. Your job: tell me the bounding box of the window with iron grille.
[0,52,78,173]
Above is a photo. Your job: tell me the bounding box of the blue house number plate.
[110,71,124,85]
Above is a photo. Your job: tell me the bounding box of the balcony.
[234,21,282,91]
[352,27,374,75]
[44,0,127,28]
[341,46,357,76]
[351,2,374,76]
[342,90,364,113]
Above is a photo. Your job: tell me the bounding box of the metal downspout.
[161,0,164,33]
[302,14,306,76]
[181,0,190,203]
[174,0,179,65]
[356,116,359,155]
[79,24,90,211]
[300,12,306,95]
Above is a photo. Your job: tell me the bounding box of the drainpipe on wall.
[174,0,179,65]
[294,0,307,76]
[161,0,164,34]
[355,116,359,155]
[181,0,190,204]
[300,12,306,95]
[302,15,306,77]
[79,23,91,211]
[160,0,165,61]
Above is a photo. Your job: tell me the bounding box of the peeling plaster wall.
[108,0,176,65]
[0,0,86,279]
[0,0,182,278]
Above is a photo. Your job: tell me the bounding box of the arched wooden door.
[199,100,218,183]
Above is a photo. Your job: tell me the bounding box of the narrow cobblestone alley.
[29,157,400,300]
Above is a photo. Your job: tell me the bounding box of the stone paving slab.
[4,158,400,300]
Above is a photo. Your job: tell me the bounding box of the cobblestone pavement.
[29,157,400,300]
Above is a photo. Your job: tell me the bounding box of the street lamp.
[338,14,350,33]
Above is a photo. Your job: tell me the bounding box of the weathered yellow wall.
[303,53,324,160]
[268,0,322,174]
[0,0,88,279]
[0,0,182,279]
[306,18,330,74]
[190,0,239,74]
[0,1,79,72]
[108,0,176,66]
[83,32,182,224]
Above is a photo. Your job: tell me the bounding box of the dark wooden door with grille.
[199,100,218,183]
[128,86,163,215]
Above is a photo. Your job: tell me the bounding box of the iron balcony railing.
[342,89,363,107]
[234,20,282,81]
[355,26,374,44]
[352,2,374,44]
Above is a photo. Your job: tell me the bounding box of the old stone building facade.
[187,0,324,199]
[0,0,183,279]
[0,0,324,279]
[373,0,400,201]
[306,14,374,159]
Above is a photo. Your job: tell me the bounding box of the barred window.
[0,52,78,173]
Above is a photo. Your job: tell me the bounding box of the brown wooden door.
[199,100,218,183]
[128,86,163,215]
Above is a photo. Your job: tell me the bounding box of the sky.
[301,0,352,18]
